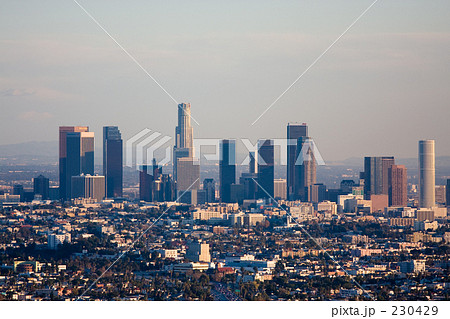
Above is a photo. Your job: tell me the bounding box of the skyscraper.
[59,126,89,200]
[173,103,199,197]
[295,136,316,201]
[33,175,49,200]
[219,139,236,203]
[274,178,287,200]
[175,103,193,151]
[388,164,407,207]
[364,156,394,199]
[203,178,216,203]
[139,165,153,202]
[257,139,274,199]
[419,140,435,208]
[287,123,308,200]
[139,159,163,202]
[249,151,257,174]
[176,157,200,192]
[103,126,123,198]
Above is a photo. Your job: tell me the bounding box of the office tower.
[249,151,257,174]
[419,140,435,208]
[139,165,153,202]
[381,157,395,195]
[435,185,446,205]
[287,123,308,200]
[175,103,193,151]
[59,126,89,200]
[139,160,162,202]
[65,131,95,200]
[295,136,316,201]
[103,126,123,198]
[219,139,236,203]
[160,174,176,202]
[173,103,194,180]
[446,179,450,206]
[176,157,200,193]
[203,178,216,203]
[257,139,274,199]
[240,173,258,200]
[388,165,407,207]
[13,185,24,202]
[309,183,327,204]
[173,103,199,197]
[363,156,394,199]
[71,174,105,202]
[33,175,49,200]
[186,242,211,263]
[274,178,287,200]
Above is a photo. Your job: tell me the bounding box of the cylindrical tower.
[419,140,435,208]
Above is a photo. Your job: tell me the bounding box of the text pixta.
[332,306,375,318]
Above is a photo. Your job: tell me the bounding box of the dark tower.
[287,123,308,200]
[219,139,236,203]
[257,139,274,199]
[103,126,123,198]
[59,126,89,200]
[33,175,49,200]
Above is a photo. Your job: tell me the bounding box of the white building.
[48,233,71,250]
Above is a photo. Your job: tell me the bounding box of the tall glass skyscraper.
[59,126,91,200]
[173,103,199,198]
[219,139,236,203]
[363,156,394,199]
[286,123,308,200]
[257,139,274,199]
[419,140,435,208]
[295,136,317,202]
[103,126,123,198]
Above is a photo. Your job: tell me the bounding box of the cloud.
[18,111,54,122]
[1,88,35,97]
[0,87,74,100]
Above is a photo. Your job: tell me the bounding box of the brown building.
[389,165,407,207]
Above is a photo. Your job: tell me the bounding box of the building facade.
[103,126,123,198]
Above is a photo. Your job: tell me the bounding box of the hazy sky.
[1,0,449,161]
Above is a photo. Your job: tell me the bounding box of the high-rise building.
[446,179,450,207]
[219,139,236,203]
[287,123,308,200]
[175,103,193,151]
[176,157,200,193]
[388,165,407,207]
[139,165,153,202]
[65,131,95,200]
[203,178,216,203]
[419,140,435,208]
[33,175,49,200]
[139,159,163,202]
[249,151,257,174]
[173,103,199,197]
[103,126,123,198]
[13,185,24,202]
[59,126,89,200]
[295,136,316,201]
[364,156,394,199]
[257,139,274,199]
[274,178,287,200]
[309,183,327,204]
[71,174,105,202]
[435,185,446,205]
